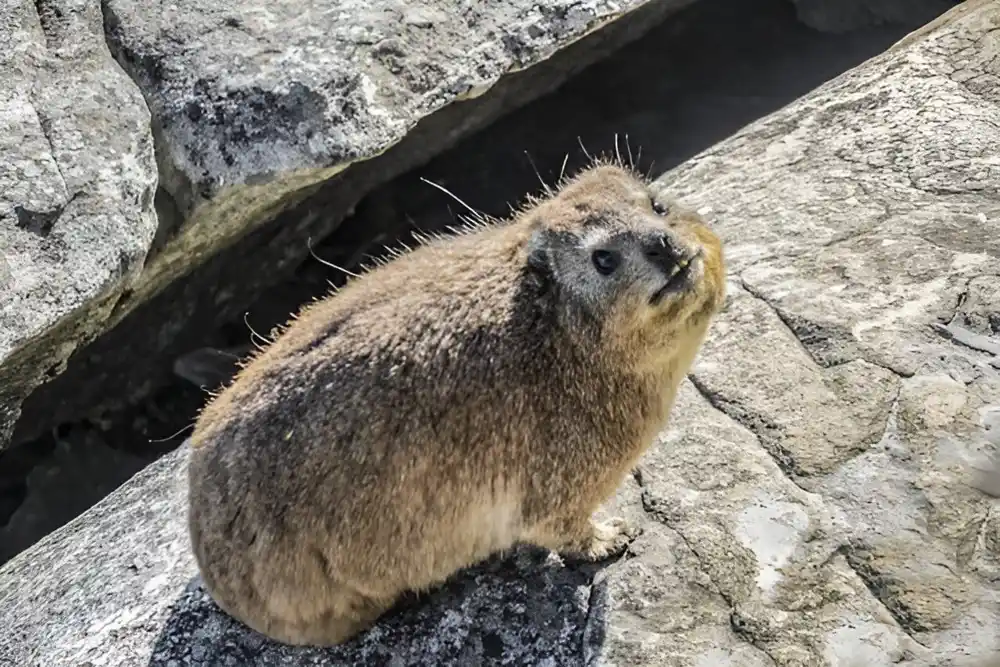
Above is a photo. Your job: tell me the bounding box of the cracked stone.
[689,286,901,479]
[0,0,158,449]
[635,380,927,664]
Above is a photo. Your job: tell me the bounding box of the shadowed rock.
[0,0,158,449]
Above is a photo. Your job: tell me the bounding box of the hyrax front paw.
[564,517,641,562]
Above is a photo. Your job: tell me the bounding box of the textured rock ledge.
[2,1,999,665]
[649,0,1000,662]
[0,0,157,448]
[98,0,694,315]
[7,0,692,449]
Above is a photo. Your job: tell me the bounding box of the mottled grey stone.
[651,0,1000,662]
[0,0,158,448]
[100,0,693,312]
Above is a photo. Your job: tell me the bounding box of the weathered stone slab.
[0,0,158,448]
[2,1,999,665]
[652,0,1000,661]
[12,0,695,447]
[101,0,693,314]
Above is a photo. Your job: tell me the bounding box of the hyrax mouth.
[650,250,701,305]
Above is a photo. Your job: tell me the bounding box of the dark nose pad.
[643,235,679,275]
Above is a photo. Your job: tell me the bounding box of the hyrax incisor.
[187,162,727,647]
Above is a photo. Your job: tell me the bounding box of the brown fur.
[186,162,727,646]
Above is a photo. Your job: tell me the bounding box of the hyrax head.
[523,163,726,335]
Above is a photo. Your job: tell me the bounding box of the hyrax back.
[187,162,727,647]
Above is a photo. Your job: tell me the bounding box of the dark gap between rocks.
[0,0,955,566]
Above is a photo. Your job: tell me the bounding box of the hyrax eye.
[651,198,669,216]
[591,249,621,275]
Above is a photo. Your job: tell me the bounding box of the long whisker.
[524,150,553,195]
[420,177,487,223]
[558,154,569,183]
[244,312,270,352]
[148,422,196,444]
[307,237,361,278]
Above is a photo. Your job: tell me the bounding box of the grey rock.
[12,0,696,447]
[0,0,158,448]
[656,0,1000,661]
[100,0,694,309]
[171,344,250,390]
[3,1,1000,666]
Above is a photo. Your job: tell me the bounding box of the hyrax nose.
[643,234,681,275]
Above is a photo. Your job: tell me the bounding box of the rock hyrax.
[187,162,727,646]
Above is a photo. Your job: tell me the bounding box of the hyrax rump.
[187,162,727,647]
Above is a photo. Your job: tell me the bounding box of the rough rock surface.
[0,0,158,449]
[2,1,1000,666]
[100,0,692,313]
[10,0,692,447]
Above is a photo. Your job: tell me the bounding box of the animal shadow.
[148,546,613,666]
